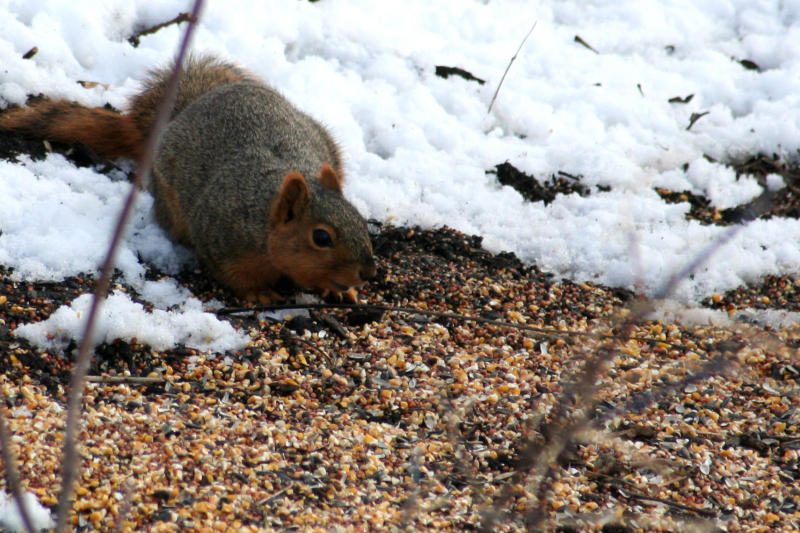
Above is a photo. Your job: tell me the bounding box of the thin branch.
[515,326,726,530]
[653,183,775,301]
[0,410,36,533]
[219,302,699,352]
[128,12,196,47]
[588,470,718,517]
[278,325,331,362]
[488,21,537,113]
[480,214,756,530]
[309,311,349,340]
[653,223,741,301]
[85,375,166,385]
[594,474,718,518]
[395,446,424,529]
[621,487,717,517]
[54,2,205,531]
[608,354,730,421]
[111,480,136,533]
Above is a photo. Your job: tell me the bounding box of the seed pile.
[704,275,800,314]
[2,223,799,532]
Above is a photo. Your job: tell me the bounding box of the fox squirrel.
[0,56,376,302]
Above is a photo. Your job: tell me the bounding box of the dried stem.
[111,480,136,533]
[487,21,537,113]
[653,224,742,300]
[85,375,165,385]
[612,483,717,517]
[0,410,36,533]
[220,301,701,352]
[128,12,196,47]
[479,211,759,530]
[53,2,205,530]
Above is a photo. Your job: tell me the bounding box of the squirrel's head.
[267,164,376,296]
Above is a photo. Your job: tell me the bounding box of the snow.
[0,491,55,533]
[2,0,800,365]
[15,289,248,353]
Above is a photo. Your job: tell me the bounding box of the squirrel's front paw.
[322,287,359,304]
[245,288,286,305]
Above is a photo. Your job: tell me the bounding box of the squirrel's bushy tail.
[0,56,254,160]
[0,101,145,159]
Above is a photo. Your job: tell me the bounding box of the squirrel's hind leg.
[217,252,285,303]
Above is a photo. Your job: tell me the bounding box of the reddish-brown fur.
[220,251,284,302]
[0,101,144,159]
[152,174,191,245]
[318,163,343,193]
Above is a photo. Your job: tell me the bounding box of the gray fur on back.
[152,81,347,268]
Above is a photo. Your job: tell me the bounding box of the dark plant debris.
[655,153,800,225]
[686,110,710,130]
[490,162,592,205]
[574,35,599,54]
[435,66,485,85]
[668,94,694,104]
[737,58,761,71]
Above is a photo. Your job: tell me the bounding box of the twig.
[653,184,773,301]
[310,311,349,340]
[262,488,288,505]
[488,21,537,113]
[85,375,166,385]
[589,471,717,517]
[780,437,800,448]
[479,343,623,531]
[557,170,580,181]
[653,222,741,301]
[517,346,623,531]
[279,326,331,362]
[0,410,36,533]
[128,12,196,47]
[395,446,424,529]
[220,302,698,352]
[111,480,136,533]
[618,486,717,517]
[481,212,756,530]
[609,354,730,422]
[54,2,205,531]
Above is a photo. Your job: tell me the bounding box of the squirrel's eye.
[312,228,334,248]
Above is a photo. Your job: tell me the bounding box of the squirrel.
[0,56,376,303]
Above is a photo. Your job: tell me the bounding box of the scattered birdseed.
[2,224,799,531]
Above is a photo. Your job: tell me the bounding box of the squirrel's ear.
[271,171,311,225]
[318,163,343,194]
